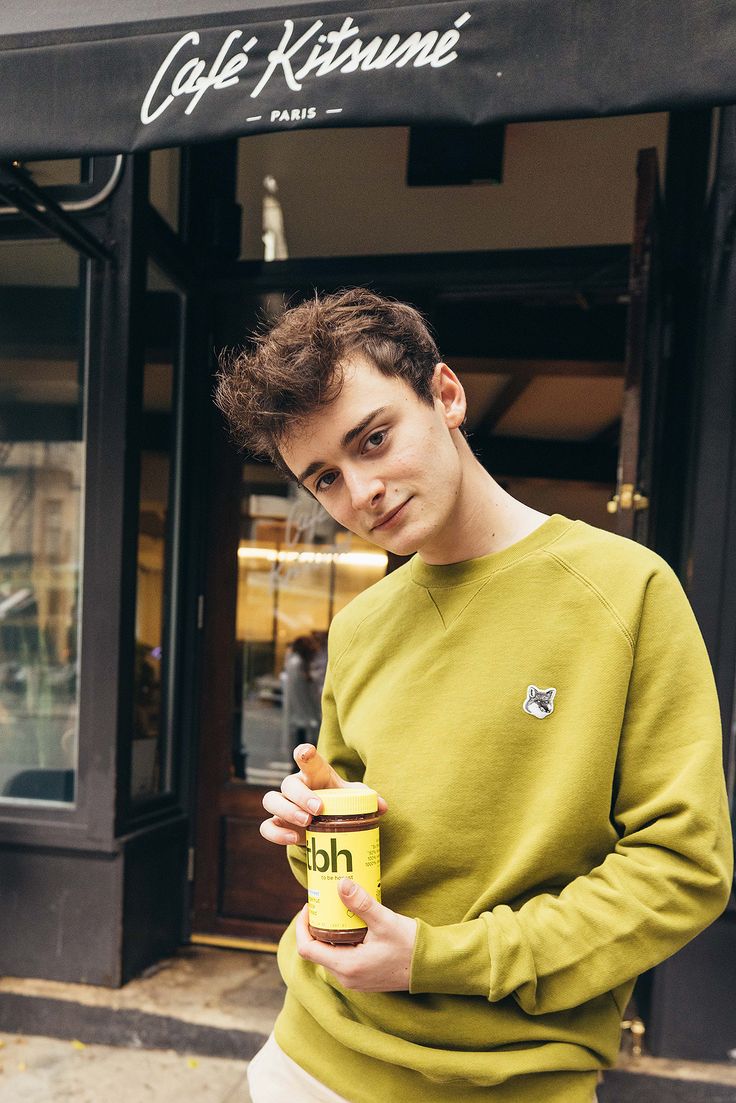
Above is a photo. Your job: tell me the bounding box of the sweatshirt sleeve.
[409,561,734,1013]
[286,653,367,889]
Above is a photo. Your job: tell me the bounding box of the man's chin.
[372,532,420,557]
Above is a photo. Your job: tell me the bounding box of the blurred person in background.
[282,635,321,752]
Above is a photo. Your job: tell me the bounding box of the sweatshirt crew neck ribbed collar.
[410,513,574,588]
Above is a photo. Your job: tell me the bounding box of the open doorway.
[190,113,665,950]
[193,249,632,948]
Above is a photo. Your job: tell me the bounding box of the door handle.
[606,483,650,514]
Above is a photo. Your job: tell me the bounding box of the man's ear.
[432,362,466,430]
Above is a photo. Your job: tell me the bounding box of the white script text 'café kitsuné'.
[141,12,472,123]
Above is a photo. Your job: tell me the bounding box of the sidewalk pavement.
[2,944,736,1102]
[0,1031,253,1103]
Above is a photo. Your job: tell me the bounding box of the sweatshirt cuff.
[409,915,491,997]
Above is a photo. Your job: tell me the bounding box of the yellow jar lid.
[310,787,378,815]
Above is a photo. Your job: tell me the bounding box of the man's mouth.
[372,498,412,531]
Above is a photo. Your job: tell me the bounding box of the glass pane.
[233,468,388,786]
[149,148,180,234]
[130,261,179,801]
[0,240,83,804]
[24,160,83,186]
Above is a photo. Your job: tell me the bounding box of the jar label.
[305,827,381,931]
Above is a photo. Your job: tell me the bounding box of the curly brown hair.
[214,287,444,480]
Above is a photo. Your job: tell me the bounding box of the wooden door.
[191,406,389,946]
[190,416,302,947]
[608,147,668,543]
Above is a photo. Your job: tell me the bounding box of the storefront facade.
[0,1,735,1062]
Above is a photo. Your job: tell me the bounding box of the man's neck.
[417,452,550,566]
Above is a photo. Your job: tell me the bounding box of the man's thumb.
[338,879,382,924]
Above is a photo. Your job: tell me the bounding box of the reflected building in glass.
[234,480,387,786]
[0,249,83,806]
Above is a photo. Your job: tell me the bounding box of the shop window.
[0,240,83,805]
[233,470,387,786]
[130,261,179,801]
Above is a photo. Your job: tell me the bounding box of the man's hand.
[295,879,418,992]
[260,743,388,847]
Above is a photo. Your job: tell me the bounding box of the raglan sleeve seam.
[545,549,636,655]
[331,591,398,674]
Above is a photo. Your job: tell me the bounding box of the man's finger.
[263,790,313,828]
[295,904,333,966]
[293,743,340,790]
[294,904,312,955]
[259,817,304,847]
[291,745,389,813]
[337,879,385,927]
[295,904,361,978]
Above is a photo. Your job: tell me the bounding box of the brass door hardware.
[621,1016,646,1058]
[607,483,650,514]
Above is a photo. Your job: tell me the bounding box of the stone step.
[0,943,283,1060]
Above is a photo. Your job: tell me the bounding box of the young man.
[215,289,733,1103]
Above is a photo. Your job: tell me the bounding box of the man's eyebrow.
[297,406,391,486]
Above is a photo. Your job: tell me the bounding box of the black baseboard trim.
[0,992,266,1060]
[599,1071,736,1102]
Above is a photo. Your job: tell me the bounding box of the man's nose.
[344,468,384,511]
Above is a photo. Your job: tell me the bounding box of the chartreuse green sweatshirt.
[275,514,733,1103]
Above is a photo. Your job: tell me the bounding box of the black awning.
[2,0,736,159]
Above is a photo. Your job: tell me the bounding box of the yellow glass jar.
[306,787,382,944]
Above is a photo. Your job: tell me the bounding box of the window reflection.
[0,242,83,804]
[234,476,387,786]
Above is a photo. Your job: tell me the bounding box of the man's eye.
[315,471,337,492]
[365,430,386,450]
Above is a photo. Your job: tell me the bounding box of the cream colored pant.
[247,1032,350,1102]
[246,1031,600,1102]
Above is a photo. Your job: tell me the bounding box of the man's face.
[279,354,466,557]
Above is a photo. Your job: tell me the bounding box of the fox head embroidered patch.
[523,685,556,718]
